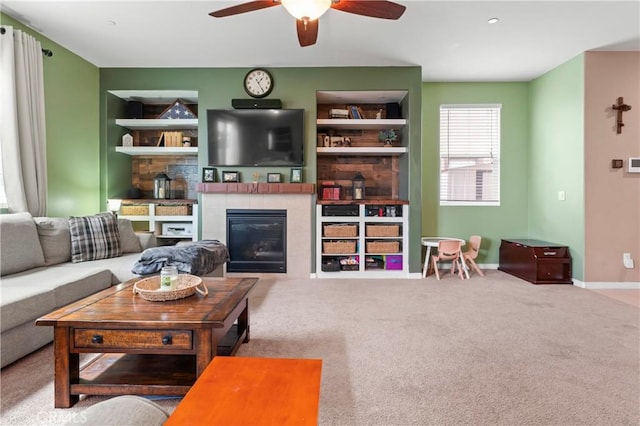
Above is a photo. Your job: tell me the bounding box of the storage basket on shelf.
[323,224,357,237]
[156,205,190,216]
[133,274,207,302]
[366,241,400,254]
[120,205,149,216]
[323,240,357,254]
[365,224,400,237]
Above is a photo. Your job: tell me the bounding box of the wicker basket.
[366,225,400,237]
[323,240,357,254]
[156,205,189,216]
[324,224,357,237]
[121,205,149,216]
[133,274,207,302]
[366,241,400,254]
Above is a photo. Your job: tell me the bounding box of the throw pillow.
[35,217,72,266]
[0,212,45,276]
[118,218,142,254]
[69,213,121,263]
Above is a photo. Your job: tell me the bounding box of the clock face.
[244,68,273,98]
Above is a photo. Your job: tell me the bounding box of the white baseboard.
[572,280,640,289]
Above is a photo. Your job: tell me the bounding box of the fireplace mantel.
[197,183,315,194]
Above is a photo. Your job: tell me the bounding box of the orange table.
[165,356,323,426]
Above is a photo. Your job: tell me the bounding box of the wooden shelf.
[317,147,407,156]
[115,119,198,130]
[197,183,316,194]
[109,90,198,104]
[316,118,406,130]
[116,147,198,156]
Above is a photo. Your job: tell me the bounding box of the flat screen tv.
[207,109,304,166]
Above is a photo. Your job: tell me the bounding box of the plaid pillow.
[69,213,122,263]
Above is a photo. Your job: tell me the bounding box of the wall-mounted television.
[207,109,304,166]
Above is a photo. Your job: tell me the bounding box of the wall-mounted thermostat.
[629,157,640,173]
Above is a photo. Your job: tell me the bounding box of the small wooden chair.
[431,239,464,280]
[462,235,484,277]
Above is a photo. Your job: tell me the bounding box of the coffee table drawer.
[74,329,192,350]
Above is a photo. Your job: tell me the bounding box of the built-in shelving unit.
[316,204,409,278]
[118,201,198,244]
[110,90,199,156]
[315,89,409,201]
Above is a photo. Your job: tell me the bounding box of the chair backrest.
[436,239,462,260]
[465,235,482,260]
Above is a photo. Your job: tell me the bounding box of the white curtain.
[0,26,47,215]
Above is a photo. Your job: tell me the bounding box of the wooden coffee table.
[36,277,258,408]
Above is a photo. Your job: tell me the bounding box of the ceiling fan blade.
[330,0,406,20]
[210,0,279,18]
[296,19,319,47]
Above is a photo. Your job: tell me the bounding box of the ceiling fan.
[209,0,406,47]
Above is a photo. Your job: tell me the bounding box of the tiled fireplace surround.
[201,193,314,278]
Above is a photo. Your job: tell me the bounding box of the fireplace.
[226,209,287,273]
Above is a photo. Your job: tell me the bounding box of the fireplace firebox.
[226,209,286,273]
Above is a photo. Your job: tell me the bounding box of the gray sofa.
[0,212,156,368]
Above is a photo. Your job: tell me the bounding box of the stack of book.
[157,131,184,147]
[329,109,349,119]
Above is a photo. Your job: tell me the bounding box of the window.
[439,104,501,206]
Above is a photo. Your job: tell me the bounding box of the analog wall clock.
[243,68,273,98]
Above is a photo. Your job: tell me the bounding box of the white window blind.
[439,104,501,206]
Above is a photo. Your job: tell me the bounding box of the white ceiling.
[2,0,639,81]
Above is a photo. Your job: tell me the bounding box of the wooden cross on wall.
[612,97,632,134]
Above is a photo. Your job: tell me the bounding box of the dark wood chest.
[498,239,572,284]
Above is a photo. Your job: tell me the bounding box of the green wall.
[529,55,585,280]
[422,83,530,264]
[100,67,424,272]
[0,13,100,217]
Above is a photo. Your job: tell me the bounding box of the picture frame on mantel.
[202,167,216,183]
[222,171,239,183]
[267,173,282,183]
[290,168,303,183]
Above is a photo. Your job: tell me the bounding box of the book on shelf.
[349,105,361,119]
[329,108,349,119]
[357,106,366,119]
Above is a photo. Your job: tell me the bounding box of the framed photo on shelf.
[202,167,216,183]
[222,171,239,183]
[290,168,303,183]
[267,173,281,183]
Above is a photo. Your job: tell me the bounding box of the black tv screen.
[207,109,304,166]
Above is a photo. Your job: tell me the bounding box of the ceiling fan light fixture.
[281,0,331,21]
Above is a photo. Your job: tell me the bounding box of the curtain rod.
[0,26,53,57]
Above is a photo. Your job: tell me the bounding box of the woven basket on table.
[365,225,400,237]
[323,224,357,237]
[133,274,208,302]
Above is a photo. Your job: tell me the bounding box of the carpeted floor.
[1,270,639,425]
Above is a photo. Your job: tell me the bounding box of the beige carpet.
[1,270,639,425]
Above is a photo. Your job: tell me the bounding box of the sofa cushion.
[69,213,121,263]
[0,266,113,331]
[0,212,46,276]
[35,217,72,266]
[0,273,56,332]
[58,252,143,285]
[118,218,142,254]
